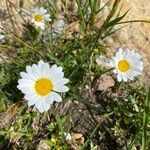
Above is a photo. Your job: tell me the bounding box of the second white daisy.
[17,60,69,113]
[31,7,51,30]
[111,48,143,82]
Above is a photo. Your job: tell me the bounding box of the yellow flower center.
[118,60,130,72]
[35,78,53,96]
[34,14,43,22]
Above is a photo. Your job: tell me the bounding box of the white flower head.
[111,48,143,82]
[17,60,69,113]
[31,7,51,30]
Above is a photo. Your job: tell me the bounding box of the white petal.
[28,98,38,107]
[24,93,38,101]
[132,61,143,68]
[118,48,123,54]
[18,79,34,86]
[138,65,143,71]
[53,85,69,92]
[132,66,143,73]
[48,91,62,102]
[122,74,128,82]
[44,14,51,21]
[49,65,64,79]
[17,79,35,95]
[115,48,124,60]
[43,98,51,111]
[17,84,33,92]
[39,7,47,14]
[38,60,45,67]
[127,74,134,80]
[113,69,117,74]
[49,64,57,71]
[54,78,69,85]
[135,52,142,60]
[41,62,51,77]
[39,23,45,30]
[37,60,45,76]
[131,69,142,76]
[32,64,42,77]
[20,72,35,80]
[35,98,50,113]
[35,101,44,113]
[34,7,40,13]
[26,66,37,79]
[17,85,36,95]
[50,65,63,73]
[117,74,122,82]
[51,72,64,82]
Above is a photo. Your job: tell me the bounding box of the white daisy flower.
[17,60,69,113]
[31,7,51,30]
[111,48,143,82]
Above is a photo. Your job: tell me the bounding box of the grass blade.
[142,89,150,150]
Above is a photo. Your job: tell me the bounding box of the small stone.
[93,74,115,91]
[37,140,51,150]
[72,133,85,145]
